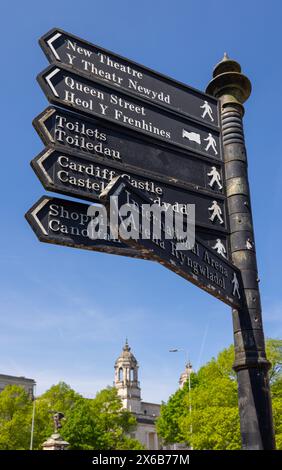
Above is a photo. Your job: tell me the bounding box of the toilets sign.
[39,28,219,128]
[33,106,224,193]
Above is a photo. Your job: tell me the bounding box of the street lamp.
[169,348,193,447]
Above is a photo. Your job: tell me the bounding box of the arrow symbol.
[33,107,56,145]
[29,198,49,236]
[47,32,62,61]
[45,68,60,97]
[35,148,55,185]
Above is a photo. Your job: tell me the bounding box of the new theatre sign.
[39,28,219,127]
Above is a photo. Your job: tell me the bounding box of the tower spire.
[124,338,130,351]
[114,341,141,413]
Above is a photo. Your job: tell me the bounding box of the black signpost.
[39,28,219,128]
[37,64,221,159]
[25,28,275,450]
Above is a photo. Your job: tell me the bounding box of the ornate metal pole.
[206,54,275,449]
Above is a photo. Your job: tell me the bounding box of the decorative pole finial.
[206,53,251,107]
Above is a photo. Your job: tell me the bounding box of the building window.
[148,432,156,450]
[130,368,134,381]
[118,368,123,381]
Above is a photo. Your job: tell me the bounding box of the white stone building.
[114,340,161,449]
[114,340,192,450]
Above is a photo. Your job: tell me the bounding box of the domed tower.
[179,361,193,389]
[114,340,141,414]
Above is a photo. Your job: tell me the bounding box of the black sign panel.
[37,65,222,159]
[33,106,224,195]
[26,196,229,262]
[40,28,219,128]
[31,147,228,233]
[25,195,148,260]
[100,177,244,309]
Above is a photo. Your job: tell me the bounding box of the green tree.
[31,381,82,449]
[156,375,198,444]
[268,339,282,448]
[0,382,143,450]
[157,339,282,450]
[61,387,143,450]
[0,385,32,450]
[266,339,282,383]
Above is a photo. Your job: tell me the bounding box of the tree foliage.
[156,375,198,444]
[61,387,143,450]
[157,339,282,450]
[0,385,32,450]
[0,382,143,450]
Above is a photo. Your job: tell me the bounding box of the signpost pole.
[206,54,275,449]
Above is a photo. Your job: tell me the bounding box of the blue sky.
[0,0,281,403]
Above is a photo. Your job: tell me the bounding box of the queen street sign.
[37,64,222,159]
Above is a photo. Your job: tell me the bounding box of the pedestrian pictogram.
[231,272,241,299]
[204,133,218,155]
[208,200,224,224]
[207,166,222,190]
[212,238,226,258]
[200,100,214,122]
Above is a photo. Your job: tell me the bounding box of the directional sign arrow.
[100,176,245,309]
[37,64,222,159]
[31,146,228,233]
[25,195,148,260]
[39,28,220,128]
[33,106,225,195]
